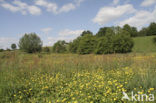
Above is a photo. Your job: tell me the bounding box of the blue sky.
[0,0,156,49]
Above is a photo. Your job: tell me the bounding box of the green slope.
[132,36,156,53]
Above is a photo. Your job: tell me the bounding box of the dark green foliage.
[113,31,134,53]
[81,30,93,36]
[11,43,16,50]
[19,33,42,53]
[96,27,109,37]
[68,39,80,53]
[43,47,50,53]
[138,27,148,36]
[77,34,97,54]
[123,24,138,37]
[95,37,112,54]
[0,49,4,52]
[147,22,156,36]
[52,40,67,53]
[95,29,133,54]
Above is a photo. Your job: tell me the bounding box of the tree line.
[0,22,156,54]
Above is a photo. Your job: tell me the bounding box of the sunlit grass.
[0,51,156,102]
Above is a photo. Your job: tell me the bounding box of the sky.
[0,0,156,49]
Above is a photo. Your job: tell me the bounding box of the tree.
[77,35,97,54]
[68,37,81,53]
[123,24,137,37]
[81,30,93,36]
[43,47,50,53]
[11,43,17,50]
[19,33,42,53]
[138,27,148,36]
[96,27,109,37]
[147,22,156,36]
[95,29,134,54]
[52,40,67,53]
[95,37,110,54]
[0,49,4,52]
[113,30,134,53]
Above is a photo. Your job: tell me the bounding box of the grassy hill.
[132,36,156,53]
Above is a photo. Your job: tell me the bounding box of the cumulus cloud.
[119,7,156,29]
[35,0,85,14]
[1,3,20,12]
[0,0,41,15]
[45,29,83,46]
[59,3,76,13]
[141,0,156,7]
[59,29,83,36]
[35,0,58,14]
[41,27,52,34]
[92,4,136,25]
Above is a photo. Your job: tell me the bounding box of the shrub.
[95,30,134,54]
[52,40,67,53]
[11,43,17,50]
[68,37,81,53]
[0,49,4,52]
[43,47,50,53]
[19,33,42,53]
[113,31,134,53]
[77,34,97,54]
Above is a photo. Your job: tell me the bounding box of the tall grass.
[0,51,156,102]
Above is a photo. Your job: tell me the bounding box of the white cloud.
[45,29,83,46]
[0,0,41,15]
[141,0,156,7]
[119,7,156,29]
[113,0,119,5]
[35,0,58,14]
[59,3,76,13]
[59,29,83,36]
[41,27,52,34]
[92,4,136,25]
[0,37,18,49]
[1,3,20,12]
[28,6,41,15]
[35,0,85,14]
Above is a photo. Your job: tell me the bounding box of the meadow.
[0,51,156,103]
[133,36,156,53]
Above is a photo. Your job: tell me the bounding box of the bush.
[6,48,11,51]
[68,37,81,53]
[113,32,134,53]
[95,30,134,54]
[43,47,50,53]
[95,37,110,54]
[0,49,4,52]
[77,34,97,54]
[19,33,42,53]
[11,43,17,50]
[52,40,67,53]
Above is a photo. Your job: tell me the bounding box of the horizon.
[0,0,156,49]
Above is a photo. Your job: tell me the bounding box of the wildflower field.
[0,52,156,103]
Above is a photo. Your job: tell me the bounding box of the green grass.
[0,52,156,102]
[132,36,156,53]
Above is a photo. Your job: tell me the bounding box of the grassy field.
[0,51,156,103]
[132,36,156,53]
